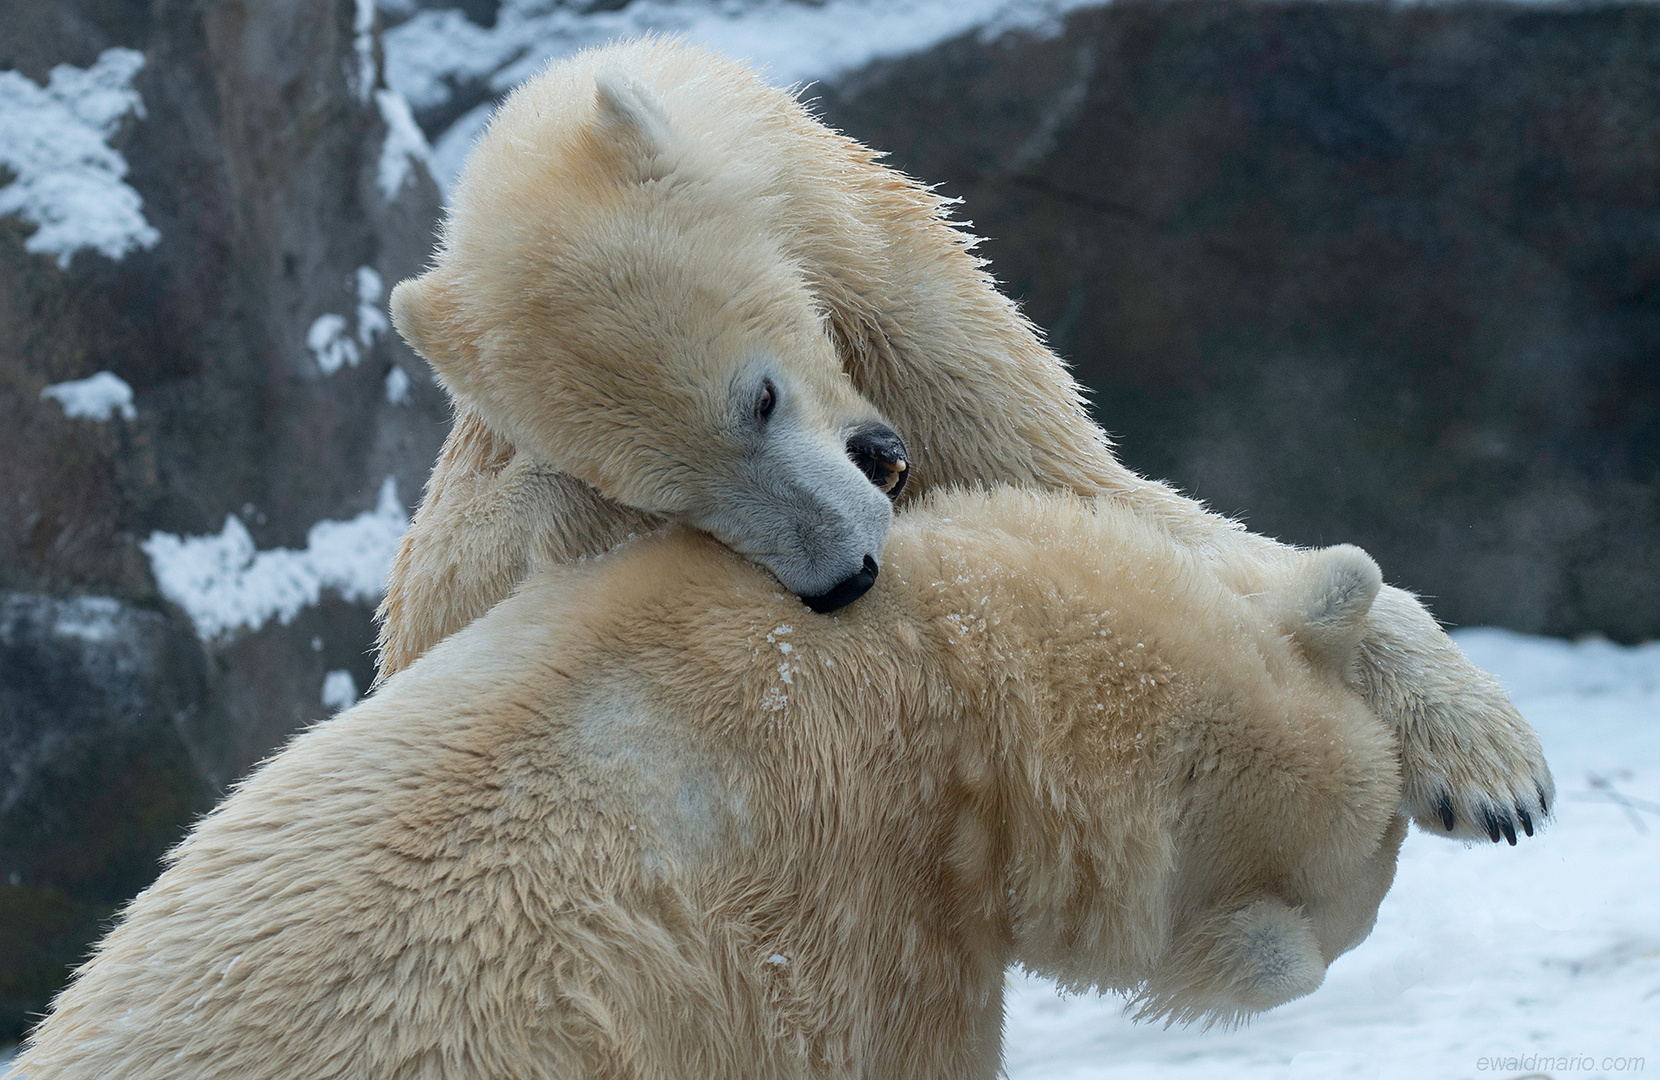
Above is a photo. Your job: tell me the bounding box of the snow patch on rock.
[385,0,1105,193]
[356,265,389,347]
[354,0,379,103]
[385,365,412,405]
[307,313,359,375]
[309,267,391,374]
[141,477,410,642]
[50,596,126,644]
[321,669,360,712]
[375,88,432,202]
[0,47,160,268]
[41,371,137,421]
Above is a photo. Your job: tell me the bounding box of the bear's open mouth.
[798,555,879,613]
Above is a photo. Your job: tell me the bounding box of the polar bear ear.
[1207,898,1327,1013]
[390,271,477,392]
[1133,896,1327,1026]
[589,71,676,183]
[1284,544,1382,669]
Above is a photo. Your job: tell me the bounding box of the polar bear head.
[1135,544,1406,1026]
[390,72,907,611]
[1006,535,1404,1027]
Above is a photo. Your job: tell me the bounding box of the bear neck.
[870,530,1197,993]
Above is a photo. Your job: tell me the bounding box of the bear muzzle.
[798,554,879,613]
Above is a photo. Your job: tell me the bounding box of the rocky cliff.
[817,1,1660,642]
[0,0,448,1036]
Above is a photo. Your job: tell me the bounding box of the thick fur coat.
[17,489,1407,1079]
[376,38,1551,844]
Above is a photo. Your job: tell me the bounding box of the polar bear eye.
[755,379,777,422]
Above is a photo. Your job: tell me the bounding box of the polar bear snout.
[846,423,910,502]
[799,554,879,613]
[688,417,895,608]
[786,424,907,611]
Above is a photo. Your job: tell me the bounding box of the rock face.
[0,0,448,1037]
[0,595,215,1036]
[818,1,1660,642]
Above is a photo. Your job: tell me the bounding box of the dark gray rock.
[0,0,447,1036]
[818,0,1660,642]
[0,594,217,1039]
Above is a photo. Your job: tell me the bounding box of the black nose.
[846,424,909,502]
[799,555,879,614]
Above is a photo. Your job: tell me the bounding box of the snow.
[139,477,409,642]
[306,312,358,375]
[40,371,136,421]
[50,596,124,644]
[383,0,1103,192]
[385,365,412,405]
[356,265,389,347]
[374,88,431,202]
[308,267,390,373]
[1003,628,1660,1080]
[354,0,378,103]
[0,47,160,268]
[321,669,359,712]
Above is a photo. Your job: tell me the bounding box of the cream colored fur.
[376,38,1551,843]
[386,63,902,607]
[19,488,1409,1079]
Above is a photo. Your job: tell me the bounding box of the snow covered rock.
[4,0,1659,1058]
[0,0,448,1039]
[0,47,159,268]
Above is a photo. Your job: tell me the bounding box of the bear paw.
[1395,680,1554,844]
[1359,589,1556,844]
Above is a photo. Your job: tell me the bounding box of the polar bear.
[17,487,1409,1080]
[377,38,1550,844]
[385,63,912,616]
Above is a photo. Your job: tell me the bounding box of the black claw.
[1437,793,1457,833]
[1537,784,1550,816]
[1500,818,1517,845]
[1516,805,1534,837]
[1479,806,1503,843]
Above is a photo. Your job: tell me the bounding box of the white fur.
[18,489,1416,1078]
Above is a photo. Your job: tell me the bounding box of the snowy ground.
[1004,629,1660,1080]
